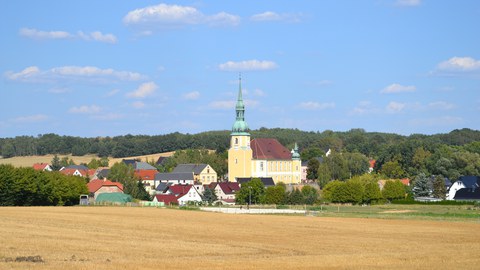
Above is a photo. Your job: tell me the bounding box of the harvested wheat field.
[1,207,479,269]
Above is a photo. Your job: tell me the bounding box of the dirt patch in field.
[381,209,417,213]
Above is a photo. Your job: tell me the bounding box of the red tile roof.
[33,163,49,170]
[168,185,193,197]
[251,138,292,160]
[134,170,157,180]
[59,168,83,176]
[154,194,178,205]
[218,182,240,195]
[369,160,376,168]
[87,179,124,193]
[400,178,410,186]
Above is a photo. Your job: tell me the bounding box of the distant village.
[28,82,480,207]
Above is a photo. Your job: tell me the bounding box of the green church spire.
[231,75,250,135]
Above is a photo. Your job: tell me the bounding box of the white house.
[210,182,241,204]
[447,176,480,200]
[155,172,195,185]
[167,185,203,206]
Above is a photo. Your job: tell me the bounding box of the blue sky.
[1,0,479,138]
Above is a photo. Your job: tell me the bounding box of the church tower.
[228,77,252,182]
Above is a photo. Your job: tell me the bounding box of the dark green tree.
[287,188,305,205]
[202,187,218,204]
[264,185,286,205]
[235,178,265,205]
[432,175,446,199]
[301,185,319,205]
[51,154,61,171]
[306,158,320,180]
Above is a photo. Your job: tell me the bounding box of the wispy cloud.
[298,102,335,110]
[250,11,303,23]
[386,101,406,113]
[69,105,101,114]
[126,82,157,98]
[182,91,200,100]
[381,83,416,94]
[132,101,145,109]
[428,101,456,110]
[92,113,123,121]
[11,114,48,123]
[5,65,145,83]
[20,28,117,43]
[219,60,277,71]
[123,3,240,31]
[437,57,480,71]
[78,31,117,44]
[395,0,421,7]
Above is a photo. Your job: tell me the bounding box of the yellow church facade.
[228,79,301,184]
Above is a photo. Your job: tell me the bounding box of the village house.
[32,163,53,171]
[155,172,195,186]
[152,194,178,205]
[134,170,158,195]
[209,182,241,204]
[447,176,480,200]
[165,184,202,205]
[87,178,124,199]
[172,164,217,184]
[377,179,410,190]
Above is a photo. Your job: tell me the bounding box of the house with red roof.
[152,194,178,205]
[210,182,240,205]
[166,184,202,206]
[59,168,96,178]
[87,178,124,199]
[33,163,52,171]
[134,169,158,195]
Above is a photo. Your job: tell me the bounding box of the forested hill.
[1,128,479,160]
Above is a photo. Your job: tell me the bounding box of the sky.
[1,0,479,138]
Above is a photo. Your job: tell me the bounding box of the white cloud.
[19,28,72,39]
[183,91,200,100]
[351,101,377,115]
[78,31,117,43]
[5,65,145,83]
[428,101,456,110]
[5,66,40,80]
[298,102,335,110]
[132,101,145,109]
[11,114,48,123]
[395,0,421,7]
[207,12,240,26]
[436,57,480,72]
[126,82,158,98]
[123,3,239,29]
[219,60,278,71]
[20,28,117,43]
[69,105,101,114]
[250,11,302,22]
[386,101,406,113]
[381,83,416,94]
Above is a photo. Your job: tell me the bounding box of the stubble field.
[1,206,479,269]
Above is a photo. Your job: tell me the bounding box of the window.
[235,158,238,164]
[260,162,264,171]
[235,138,239,145]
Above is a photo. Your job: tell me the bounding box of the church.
[227,79,302,184]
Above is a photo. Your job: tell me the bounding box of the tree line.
[2,128,479,159]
